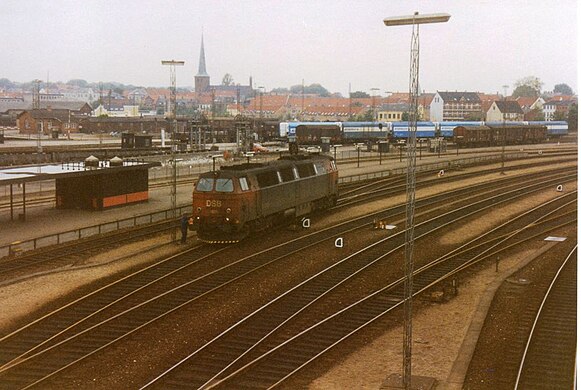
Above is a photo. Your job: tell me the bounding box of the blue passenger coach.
[527,121,568,137]
[342,122,390,140]
[391,121,437,141]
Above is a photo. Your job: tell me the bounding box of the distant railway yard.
[0,138,577,389]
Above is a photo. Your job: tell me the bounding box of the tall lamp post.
[258,86,265,144]
[162,60,185,242]
[371,87,380,121]
[383,12,450,390]
[33,79,42,153]
[501,84,509,174]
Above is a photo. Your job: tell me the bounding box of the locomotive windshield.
[196,177,214,192]
[216,178,234,192]
[195,177,235,192]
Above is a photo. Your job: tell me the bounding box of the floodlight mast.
[162,60,185,242]
[383,13,450,26]
[383,11,450,390]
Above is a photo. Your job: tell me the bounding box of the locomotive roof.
[216,154,332,176]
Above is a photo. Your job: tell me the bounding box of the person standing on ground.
[180,213,189,244]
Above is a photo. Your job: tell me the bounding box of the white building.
[430,91,482,122]
[93,104,140,117]
[486,100,524,122]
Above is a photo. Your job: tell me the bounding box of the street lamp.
[258,86,265,143]
[371,87,380,121]
[33,79,42,153]
[501,84,509,175]
[383,11,450,390]
[162,60,185,243]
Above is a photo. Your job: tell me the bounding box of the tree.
[66,79,89,88]
[355,109,375,121]
[271,87,289,94]
[527,108,545,121]
[512,76,543,98]
[350,91,370,98]
[553,111,567,121]
[512,85,537,98]
[567,103,577,132]
[0,78,15,89]
[553,83,573,95]
[289,83,330,97]
[222,74,234,86]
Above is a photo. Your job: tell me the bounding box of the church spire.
[196,34,209,77]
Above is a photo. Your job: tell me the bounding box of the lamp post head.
[161,60,185,66]
[383,12,450,26]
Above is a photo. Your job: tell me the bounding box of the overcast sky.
[1,0,578,96]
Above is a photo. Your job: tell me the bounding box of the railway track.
[0,161,574,281]
[334,144,577,166]
[336,156,577,207]
[0,149,576,214]
[141,188,576,389]
[0,167,575,388]
[462,229,577,389]
[513,246,576,390]
[2,153,573,280]
[0,220,176,281]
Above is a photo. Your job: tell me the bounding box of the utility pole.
[501,84,509,175]
[371,87,380,121]
[258,86,264,141]
[162,60,185,242]
[301,79,305,120]
[33,79,41,110]
[384,12,450,390]
[349,82,352,120]
[33,79,42,153]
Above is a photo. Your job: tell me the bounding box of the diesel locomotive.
[191,154,339,243]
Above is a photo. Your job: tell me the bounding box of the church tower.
[194,34,210,93]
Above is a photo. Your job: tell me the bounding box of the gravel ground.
[0,160,576,388]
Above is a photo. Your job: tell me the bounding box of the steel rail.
[5,172,574,388]
[202,199,578,389]
[513,245,577,390]
[0,245,227,360]
[140,178,575,388]
[337,154,576,199]
[214,198,576,389]
[0,167,537,347]
[336,160,577,209]
[0,171,572,386]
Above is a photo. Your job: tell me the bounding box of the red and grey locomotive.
[191,154,338,243]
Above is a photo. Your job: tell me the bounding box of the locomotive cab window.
[296,163,315,178]
[196,177,214,192]
[256,170,280,187]
[279,167,295,182]
[239,177,249,191]
[216,178,234,192]
[314,162,327,175]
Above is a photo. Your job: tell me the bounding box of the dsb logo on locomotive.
[206,200,222,208]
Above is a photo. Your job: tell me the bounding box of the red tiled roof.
[547,95,577,103]
[516,96,537,107]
